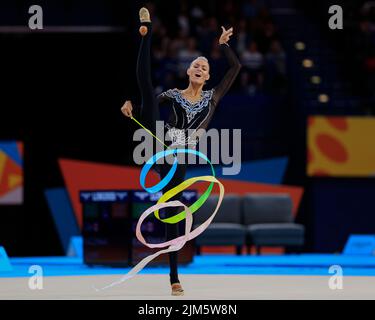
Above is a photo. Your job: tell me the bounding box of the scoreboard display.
[81,190,197,267]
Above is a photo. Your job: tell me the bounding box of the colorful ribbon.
[140,148,216,224]
[93,117,225,291]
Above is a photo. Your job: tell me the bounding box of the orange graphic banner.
[307,116,375,177]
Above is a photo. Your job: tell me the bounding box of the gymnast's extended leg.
[136,7,184,296]
[136,8,159,133]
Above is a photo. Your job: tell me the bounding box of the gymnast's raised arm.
[213,27,242,104]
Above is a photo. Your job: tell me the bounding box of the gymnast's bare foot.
[171,283,184,296]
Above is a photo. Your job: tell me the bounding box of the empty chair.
[243,193,305,254]
[194,194,246,255]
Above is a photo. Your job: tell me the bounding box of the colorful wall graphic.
[59,158,303,229]
[307,116,375,177]
[0,141,23,204]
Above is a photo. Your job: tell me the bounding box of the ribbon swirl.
[94,117,224,291]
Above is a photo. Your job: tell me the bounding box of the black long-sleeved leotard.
[157,44,241,147]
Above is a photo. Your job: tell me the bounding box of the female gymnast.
[121,7,241,296]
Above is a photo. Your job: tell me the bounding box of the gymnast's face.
[187,58,210,86]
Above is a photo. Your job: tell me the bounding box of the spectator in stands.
[197,17,219,56]
[234,19,251,55]
[266,40,286,75]
[241,41,264,94]
[241,41,264,70]
[265,40,287,94]
[177,1,191,37]
[256,21,279,54]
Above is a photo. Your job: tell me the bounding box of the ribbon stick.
[131,116,170,149]
[93,117,225,291]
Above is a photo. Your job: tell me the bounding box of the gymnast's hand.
[121,100,133,118]
[219,26,233,45]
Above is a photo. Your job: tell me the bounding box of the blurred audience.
[149,0,287,96]
[359,4,375,110]
[345,1,375,112]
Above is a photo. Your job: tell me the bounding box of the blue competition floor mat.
[1,254,375,278]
